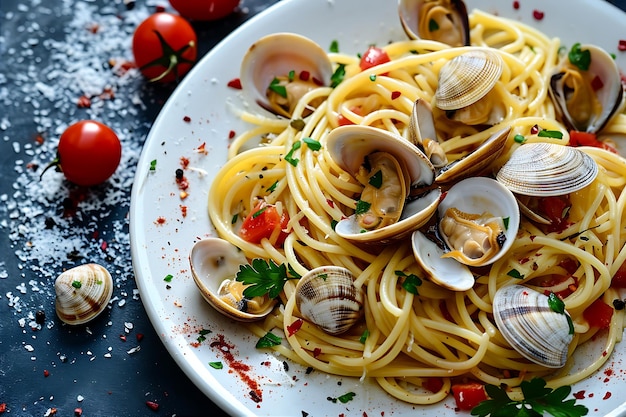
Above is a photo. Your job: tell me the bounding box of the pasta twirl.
[207,9,626,405]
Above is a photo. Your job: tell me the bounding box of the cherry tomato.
[239,201,289,246]
[41,120,122,186]
[169,0,240,21]
[132,12,197,83]
[583,298,614,329]
[451,382,488,411]
[536,195,572,233]
[611,260,626,288]
[359,46,391,71]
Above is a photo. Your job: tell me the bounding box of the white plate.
[130,0,626,415]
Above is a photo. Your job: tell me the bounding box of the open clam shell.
[295,266,364,335]
[398,0,470,47]
[493,285,574,368]
[54,263,113,325]
[189,238,276,322]
[327,125,441,243]
[412,177,520,291]
[240,32,333,118]
[495,142,598,197]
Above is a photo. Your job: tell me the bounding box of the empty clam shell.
[496,142,598,197]
[189,238,276,322]
[493,285,574,368]
[295,266,364,335]
[54,263,113,325]
[398,0,470,47]
[435,48,503,111]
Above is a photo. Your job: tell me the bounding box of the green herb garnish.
[337,392,356,404]
[149,159,157,171]
[208,361,223,369]
[568,43,591,71]
[368,169,383,188]
[548,292,575,335]
[231,213,238,224]
[503,217,510,230]
[538,130,564,139]
[269,78,287,98]
[428,18,440,32]
[236,258,292,299]
[471,377,588,417]
[303,137,322,151]
[396,271,422,295]
[369,74,377,81]
[197,329,211,343]
[507,269,524,279]
[71,280,82,289]
[359,329,369,344]
[513,134,526,144]
[329,40,339,53]
[284,141,302,167]
[252,206,268,218]
[163,274,173,283]
[267,181,279,193]
[355,200,371,215]
[256,331,282,348]
[331,63,346,87]
[288,70,295,81]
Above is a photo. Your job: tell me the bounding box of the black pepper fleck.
[613,299,625,310]
[175,168,184,180]
[35,310,46,324]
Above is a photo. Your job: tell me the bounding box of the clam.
[492,285,574,368]
[295,266,364,335]
[326,125,441,243]
[398,0,470,47]
[496,142,598,225]
[549,44,625,133]
[408,98,448,168]
[240,32,333,118]
[435,48,506,125]
[412,177,519,291]
[189,238,276,322]
[54,263,113,325]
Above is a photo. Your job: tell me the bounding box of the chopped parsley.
[197,328,211,343]
[368,169,383,188]
[369,74,377,81]
[331,63,346,87]
[471,377,588,417]
[359,329,369,344]
[503,216,510,230]
[548,292,575,335]
[396,270,422,295]
[507,269,524,279]
[236,258,295,299]
[303,137,322,151]
[513,134,526,144]
[285,140,302,167]
[537,129,564,139]
[568,43,591,71]
[428,18,439,32]
[163,274,173,283]
[71,280,82,289]
[149,159,157,171]
[231,213,238,224]
[208,361,223,369]
[267,180,279,193]
[329,39,339,53]
[269,77,287,98]
[355,200,371,215]
[288,70,295,81]
[252,206,268,218]
[256,331,282,348]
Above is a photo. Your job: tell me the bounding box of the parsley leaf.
[396,270,422,295]
[355,200,371,215]
[303,137,322,151]
[209,361,223,369]
[329,39,339,53]
[284,141,302,167]
[236,258,292,299]
[429,18,439,32]
[331,63,346,87]
[472,378,588,417]
[568,43,591,71]
[507,269,524,279]
[548,292,575,335]
[269,78,287,98]
[368,169,383,188]
[538,129,564,139]
[256,331,282,348]
[337,392,356,403]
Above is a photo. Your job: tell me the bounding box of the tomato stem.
[139,29,195,83]
[39,154,62,181]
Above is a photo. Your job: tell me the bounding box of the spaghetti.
[206,9,626,405]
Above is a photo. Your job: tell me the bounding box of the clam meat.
[408,98,448,168]
[54,263,113,325]
[295,266,364,335]
[398,0,470,47]
[189,238,276,322]
[240,33,333,118]
[435,48,506,125]
[549,44,625,133]
[493,285,574,368]
[326,125,440,243]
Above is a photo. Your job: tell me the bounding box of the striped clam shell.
[295,266,364,335]
[435,48,503,110]
[54,263,113,325]
[496,142,598,197]
[493,285,574,368]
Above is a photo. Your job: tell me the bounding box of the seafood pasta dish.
[188,0,626,409]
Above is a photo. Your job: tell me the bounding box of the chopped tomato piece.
[359,46,390,71]
[536,195,571,233]
[451,382,487,411]
[569,130,617,153]
[611,260,626,288]
[239,201,289,245]
[583,298,614,329]
[337,114,355,126]
[422,377,444,393]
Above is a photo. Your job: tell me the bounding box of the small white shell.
[54,263,113,325]
[493,285,574,368]
[189,238,276,322]
[295,266,364,335]
[435,48,503,111]
[496,142,598,197]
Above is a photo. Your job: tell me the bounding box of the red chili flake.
[313,347,322,358]
[619,40,626,51]
[391,91,401,100]
[299,70,310,81]
[227,78,242,89]
[574,390,586,399]
[99,87,115,100]
[312,77,324,86]
[136,333,144,342]
[155,216,166,225]
[35,134,45,145]
[591,75,604,91]
[74,408,83,417]
[513,1,520,9]
[605,368,614,377]
[176,177,189,191]
[146,401,159,411]
[87,23,99,33]
[100,241,108,251]
[180,156,190,169]
[180,204,188,217]
[43,369,50,377]
[532,9,544,20]
[77,95,91,108]
[210,334,262,402]
[0,403,6,413]
[603,391,612,400]
[519,257,529,264]
[228,130,236,139]
[337,114,355,126]
[530,124,540,134]
[287,318,303,336]
[183,115,191,123]
[120,334,127,342]
[195,142,208,155]
[326,199,335,208]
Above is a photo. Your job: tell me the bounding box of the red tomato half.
[239,201,289,245]
[169,0,240,21]
[359,46,391,71]
[132,13,197,83]
[44,120,122,186]
[583,299,614,329]
[451,382,488,411]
